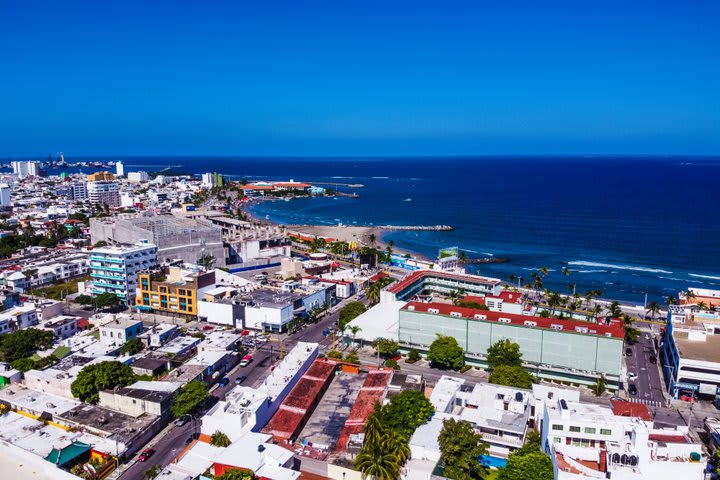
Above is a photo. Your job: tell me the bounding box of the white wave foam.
[371,176,389,179]
[573,269,608,274]
[568,261,672,274]
[689,273,720,281]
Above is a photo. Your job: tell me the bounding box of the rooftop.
[100,315,143,330]
[403,301,625,339]
[388,269,502,295]
[673,330,720,363]
[258,342,318,400]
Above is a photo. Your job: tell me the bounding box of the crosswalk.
[625,397,663,407]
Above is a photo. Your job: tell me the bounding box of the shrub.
[327,350,343,360]
[407,349,421,363]
[385,359,400,370]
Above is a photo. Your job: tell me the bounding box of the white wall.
[198,300,237,327]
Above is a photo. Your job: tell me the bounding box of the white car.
[628,372,638,381]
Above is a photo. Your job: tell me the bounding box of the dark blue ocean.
[16,156,720,304]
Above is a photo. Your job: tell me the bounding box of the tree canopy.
[95,292,120,310]
[488,364,534,389]
[11,357,36,373]
[71,361,136,404]
[373,338,399,358]
[0,328,54,363]
[171,380,208,418]
[377,390,435,439]
[438,418,488,480]
[427,335,464,370]
[339,301,367,329]
[216,469,255,480]
[211,431,231,447]
[486,339,523,370]
[499,451,553,480]
[120,338,145,356]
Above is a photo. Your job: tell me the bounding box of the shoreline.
[241,197,435,262]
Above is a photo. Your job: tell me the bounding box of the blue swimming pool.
[479,455,508,469]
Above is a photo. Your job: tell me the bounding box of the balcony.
[92,272,125,281]
[89,256,125,264]
[91,281,126,290]
[90,264,125,272]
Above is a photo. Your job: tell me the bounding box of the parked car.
[240,355,253,367]
[628,372,637,381]
[138,448,155,462]
[175,414,191,427]
[626,348,633,356]
[235,375,247,385]
[628,384,638,395]
[649,355,657,363]
[218,377,230,387]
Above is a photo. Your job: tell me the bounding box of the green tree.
[74,294,96,307]
[373,338,399,358]
[366,277,395,305]
[198,253,216,271]
[378,390,435,439]
[591,375,607,396]
[385,359,400,370]
[11,357,36,373]
[170,380,209,418]
[354,443,400,480]
[382,429,410,464]
[327,350,343,360]
[646,301,661,320]
[348,325,362,346]
[427,335,464,370]
[0,328,55,363]
[119,338,145,356]
[438,418,488,480]
[339,301,367,329]
[217,469,255,480]
[145,465,162,479]
[345,352,360,364]
[512,430,541,457]
[363,404,385,446]
[488,365,533,389]
[607,301,623,318]
[94,292,120,311]
[486,339,523,370]
[624,326,640,344]
[71,361,136,404]
[211,431,232,447]
[498,451,554,480]
[407,349,421,362]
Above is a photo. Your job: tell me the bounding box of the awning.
[135,305,153,311]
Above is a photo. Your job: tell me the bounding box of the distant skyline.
[2,1,719,156]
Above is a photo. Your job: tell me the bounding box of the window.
[554,437,561,443]
[551,324,563,330]
[551,424,564,431]
[524,321,537,327]
[450,312,462,317]
[474,314,486,320]
[569,426,581,433]
[600,429,611,435]
[584,427,596,434]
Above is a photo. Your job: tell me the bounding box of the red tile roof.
[262,359,337,441]
[649,434,689,444]
[461,295,486,304]
[273,182,311,188]
[336,370,392,451]
[403,301,625,339]
[610,400,652,421]
[241,185,275,190]
[497,290,524,304]
[387,270,501,295]
[369,272,389,283]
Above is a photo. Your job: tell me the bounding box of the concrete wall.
[197,300,243,327]
[98,390,171,418]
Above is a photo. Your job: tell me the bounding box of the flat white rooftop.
[346,300,404,342]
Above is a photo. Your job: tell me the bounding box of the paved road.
[624,328,665,407]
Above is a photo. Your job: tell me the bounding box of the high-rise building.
[201,172,224,188]
[70,182,88,200]
[87,171,120,207]
[11,161,40,178]
[116,161,125,177]
[89,242,158,305]
[127,171,149,182]
[0,184,11,207]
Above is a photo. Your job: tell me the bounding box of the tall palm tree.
[547,291,562,316]
[683,289,696,304]
[382,429,410,465]
[592,304,603,321]
[606,301,623,318]
[646,301,661,320]
[364,406,385,446]
[349,325,362,347]
[368,233,377,246]
[697,301,709,311]
[354,444,399,480]
[562,267,571,277]
[666,295,678,307]
[366,283,381,304]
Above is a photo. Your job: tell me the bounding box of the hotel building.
[90,242,158,305]
[87,171,120,208]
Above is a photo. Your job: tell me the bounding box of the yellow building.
[87,171,116,182]
[136,266,216,316]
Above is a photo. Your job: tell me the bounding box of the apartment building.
[136,266,216,316]
[90,242,158,305]
[87,171,120,207]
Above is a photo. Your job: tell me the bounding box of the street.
[624,327,665,407]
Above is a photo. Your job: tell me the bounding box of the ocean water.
[16,155,720,304]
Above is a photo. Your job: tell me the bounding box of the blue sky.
[1,1,719,156]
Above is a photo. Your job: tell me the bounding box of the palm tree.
[606,301,623,318]
[354,444,399,480]
[591,304,603,321]
[697,301,709,311]
[683,289,696,304]
[646,301,661,320]
[382,429,410,465]
[458,251,468,265]
[562,267,571,277]
[368,233,377,246]
[547,291,562,316]
[666,295,678,307]
[349,325,362,347]
[363,406,385,446]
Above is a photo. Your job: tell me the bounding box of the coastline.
[241,197,433,261]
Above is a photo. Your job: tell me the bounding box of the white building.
[11,161,39,178]
[70,182,88,200]
[41,315,78,340]
[116,161,124,177]
[663,304,720,399]
[201,172,218,188]
[0,184,11,207]
[99,315,144,346]
[0,305,39,331]
[201,386,272,441]
[90,242,157,305]
[127,171,149,183]
[541,396,705,480]
[257,342,318,416]
[87,179,121,207]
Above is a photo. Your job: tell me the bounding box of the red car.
[138,448,155,462]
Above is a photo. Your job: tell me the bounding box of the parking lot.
[624,328,666,407]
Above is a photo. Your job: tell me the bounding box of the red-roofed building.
[610,400,652,421]
[399,301,625,386]
[384,269,502,303]
[336,370,392,452]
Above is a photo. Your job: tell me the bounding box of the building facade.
[90,242,158,305]
[87,172,120,208]
[136,266,215,316]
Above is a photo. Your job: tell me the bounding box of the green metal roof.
[45,441,91,466]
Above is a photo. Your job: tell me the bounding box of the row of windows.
[551,424,611,435]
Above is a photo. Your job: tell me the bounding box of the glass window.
[600,429,612,435]
[584,427,596,434]
[569,426,581,432]
[551,424,564,431]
